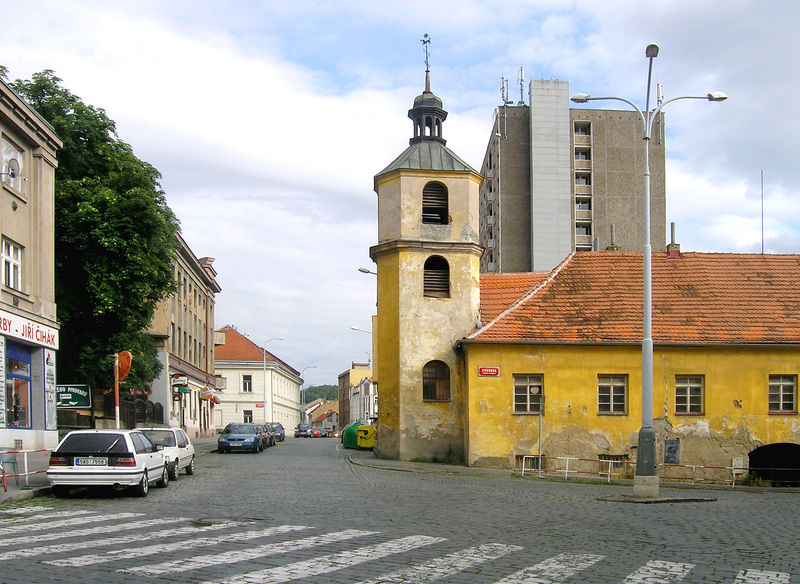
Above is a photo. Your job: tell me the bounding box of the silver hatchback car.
[140,427,196,480]
[47,429,169,497]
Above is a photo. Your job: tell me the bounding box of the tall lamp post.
[571,43,726,498]
[300,365,317,423]
[261,337,284,424]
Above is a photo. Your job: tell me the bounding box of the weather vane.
[421,33,431,73]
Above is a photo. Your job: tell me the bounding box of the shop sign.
[171,375,189,387]
[200,387,213,399]
[478,366,500,377]
[56,384,91,408]
[177,386,190,394]
[0,308,58,349]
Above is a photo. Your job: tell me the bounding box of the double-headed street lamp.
[571,43,726,498]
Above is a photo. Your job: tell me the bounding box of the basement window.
[422,182,448,225]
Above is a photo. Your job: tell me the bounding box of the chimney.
[667,222,682,258]
[606,224,621,251]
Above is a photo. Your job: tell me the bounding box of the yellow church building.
[371,73,800,483]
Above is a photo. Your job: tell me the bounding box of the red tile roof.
[215,325,299,374]
[480,272,550,323]
[468,252,800,345]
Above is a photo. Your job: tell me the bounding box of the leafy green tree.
[8,69,179,394]
[303,384,339,402]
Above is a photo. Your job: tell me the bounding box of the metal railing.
[521,455,798,488]
[1,448,50,492]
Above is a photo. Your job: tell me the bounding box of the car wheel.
[168,460,179,481]
[251,442,259,453]
[134,470,149,497]
[185,457,195,475]
[52,485,70,498]
[156,465,169,488]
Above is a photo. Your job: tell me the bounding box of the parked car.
[312,428,321,438]
[140,427,196,479]
[258,424,275,448]
[47,429,168,497]
[218,423,261,453]
[332,429,342,439]
[295,423,312,437]
[268,422,285,442]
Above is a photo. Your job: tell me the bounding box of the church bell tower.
[370,43,482,463]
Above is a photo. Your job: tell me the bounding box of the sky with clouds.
[2,1,798,386]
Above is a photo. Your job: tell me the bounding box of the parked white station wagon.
[47,429,169,497]
[139,427,196,480]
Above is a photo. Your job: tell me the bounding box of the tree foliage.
[303,385,339,402]
[9,70,179,394]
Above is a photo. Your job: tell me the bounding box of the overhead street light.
[350,326,372,335]
[357,267,377,275]
[571,43,726,498]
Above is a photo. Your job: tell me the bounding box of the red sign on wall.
[478,367,500,377]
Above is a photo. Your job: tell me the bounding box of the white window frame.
[768,375,796,413]
[2,238,22,291]
[675,375,704,415]
[242,374,253,393]
[513,374,543,414]
[598,374,627,415]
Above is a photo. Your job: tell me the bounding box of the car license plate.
[75,457,108,466]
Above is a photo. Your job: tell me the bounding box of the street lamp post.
[571,44,726,498]
[300,365,317,423]
[261,337,284,424]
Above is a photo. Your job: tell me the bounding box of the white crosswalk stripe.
[0,515,177,548]
[492,553,604,583]
[623,560,695,583]
[735,570,791,583]
[0,506,69,519]
[0,520,245,561]
[197,535,447,584]
[354,543,524,584]
[0,509,93,532]
[0,512,142,541]
[121,528,379,576]
[46,523,307,567]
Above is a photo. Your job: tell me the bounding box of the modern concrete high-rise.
[479,80,666,273]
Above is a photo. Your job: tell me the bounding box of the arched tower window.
[422,182,448,225]
[423,360,450,401]
[424,256,449,298]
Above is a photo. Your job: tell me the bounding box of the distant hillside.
[303,384,338,402]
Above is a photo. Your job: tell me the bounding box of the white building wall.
[215,362,301,430]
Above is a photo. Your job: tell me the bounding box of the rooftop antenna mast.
[500,77,512,105]
[518,66,525,105]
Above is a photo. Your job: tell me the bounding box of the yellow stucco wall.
[463,342,800,470]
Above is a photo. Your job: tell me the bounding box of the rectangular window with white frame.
[768,375,796,413]
[598,374,627,415]
[513,374,544,414]
[675,375,704,415]
[2,238,22,291]
[242,374,253,393]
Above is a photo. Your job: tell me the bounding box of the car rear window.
[142,430,177,447]
[58,433,128,454]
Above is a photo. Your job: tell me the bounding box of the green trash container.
[357,425,376,450]
[342,422,359,449]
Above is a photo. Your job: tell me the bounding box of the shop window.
[4,341,32,428]
[423,360,450,401]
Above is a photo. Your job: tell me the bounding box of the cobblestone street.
[1,437,798,583]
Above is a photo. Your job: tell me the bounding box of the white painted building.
[213,326,301,430]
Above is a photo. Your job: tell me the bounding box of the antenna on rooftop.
[518,66,525,105]
[500,77,512,105]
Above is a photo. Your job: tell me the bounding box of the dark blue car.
[217,423,261,453]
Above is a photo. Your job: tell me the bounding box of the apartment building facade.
[479,80,666,273]
[0,78,62,450]
[148,231,222,437]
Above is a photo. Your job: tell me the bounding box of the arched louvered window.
[424,256,449,298]
[423,360,450,401]
[422,182,448,225]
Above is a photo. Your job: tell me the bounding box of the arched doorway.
[748,443,800,486]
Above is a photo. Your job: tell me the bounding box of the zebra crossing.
[0,506,792,583]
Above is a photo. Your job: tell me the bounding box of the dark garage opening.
[748,443,800,486]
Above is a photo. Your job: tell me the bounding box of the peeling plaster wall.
[464,343,800,470]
